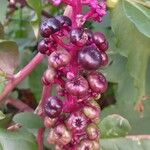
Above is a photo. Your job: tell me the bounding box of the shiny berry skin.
[93,32,108,51]
[78,46,102,70]
[48,50,71,69]
[83,29,94,45]
[37,39,48,54]
[66,111,88,131]
[70,28,87,47]
[42,68,56,85]
[87,72,108,93]
[44,96,63,118]
[100,51,108,66]
[55,15,72,27]
[40,18,61,37]
[65,76,89,97]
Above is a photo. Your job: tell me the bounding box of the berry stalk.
[0,53,45,102]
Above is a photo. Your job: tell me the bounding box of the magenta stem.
[37,128,45,150]
[0,52,45,102]
[35,85,51,116]
[5,97,33,112]
[35,85,51,150]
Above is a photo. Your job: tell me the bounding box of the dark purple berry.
[101,51,108,66]
[93,32,108,51]
[40,18,61,37]
[48,50,71,69]
[38,39,48,54]
[70,28,86,46]
[65,76,89,97]
[55,15,72,27]
[78,46,102,70]
[44,96,63,118]
[87,72,108,93]
[83,29,94,45]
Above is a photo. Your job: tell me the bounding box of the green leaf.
[102,53,138,104]
[108,0,150,105]
[0,111,5,120]
[101,137,150,150]
[0,128,37,150]
[26,0,42,17]
[0,40,19,75]
[101,98,150,134]
[0,76,6,93]
[100,114,131,138]
[0,0,8,24]
[0,114,12,128]
[29,61,47,101]
[31,19,40,39]
[123,0,150,38]
[13,112,44,129]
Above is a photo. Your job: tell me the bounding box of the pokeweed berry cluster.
[38,0,108,149]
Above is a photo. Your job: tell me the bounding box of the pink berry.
[42,68,56,85]
[100,51,108,66]
[65,76,89,97]
[86,123,99,140]
[55,124,72,145]
[93,32,108,51]
[87,72,108,93]
[48,50,71,69]
[66,111,88,132]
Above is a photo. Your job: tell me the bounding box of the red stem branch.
[34,85,51,116]
[35,85,51,150]
[5,97,33,112]
[37,128,45,150]
[0,53,45,102]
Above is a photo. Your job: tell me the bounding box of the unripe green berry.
[107,0,119,8]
